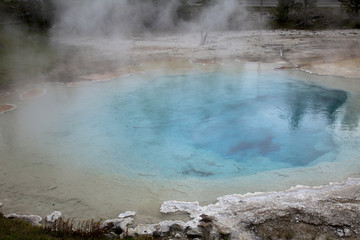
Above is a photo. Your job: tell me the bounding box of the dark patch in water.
[182,168,214,177]
[191,77,348,169]
[227,135,280,156]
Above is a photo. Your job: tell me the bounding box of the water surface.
[1,67,360,222]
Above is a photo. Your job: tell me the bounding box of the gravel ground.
[54,29,360,79]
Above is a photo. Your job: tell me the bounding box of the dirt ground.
[52,29,360,81]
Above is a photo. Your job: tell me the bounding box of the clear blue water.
[2,68,360,221]
[46,71,348,179]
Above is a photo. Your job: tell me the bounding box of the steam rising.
[52,0,250,37]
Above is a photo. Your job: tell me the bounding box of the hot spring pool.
[1,67,360,222]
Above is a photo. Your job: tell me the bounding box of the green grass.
[0,212,62,240]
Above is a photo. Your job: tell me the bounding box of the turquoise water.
[2,68,360,221]
[43,71,347,178]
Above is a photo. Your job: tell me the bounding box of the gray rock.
[104,232,118,239]
[101,179,360,239]
[169,223,184,232]
[200,214,215,222]
[119,217,133,232]
[185,228,202,238]
[6,213,42,226]
[344,228,351,237]
[111,224,123,235]
[158,221,186,233]
[152,230,162,238]
[218,227,232,237]
[134,224,157,235]
[126,227,136,237]
[337,229,344,237]
[118,211,136,218]
[160,179,360,239]
[174,233,181,238]
[0,202,2,207]
[46,211,62,223]
[103,217,133,235]
[103,218,123,228]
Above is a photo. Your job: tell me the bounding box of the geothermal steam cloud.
[52,0,249,37]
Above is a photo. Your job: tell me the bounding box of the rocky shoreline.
[2,178,360,239]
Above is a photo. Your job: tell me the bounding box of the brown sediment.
[80,71,130,82]
[76,58,223,83]
[67,81,93,88]
[20,88,46,100]
[0,104,16,114]
[275,65,297,70]
[275,64,311,70]
[300,56,360,79]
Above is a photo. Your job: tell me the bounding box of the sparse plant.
[339,0,360,17]
[274,0,297,25]
[273,0,318,28]
[45,217,108,239]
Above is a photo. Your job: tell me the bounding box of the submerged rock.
[46,211,62,223]
[6,213,42,226]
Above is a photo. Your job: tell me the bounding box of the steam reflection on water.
[0,67,360,222]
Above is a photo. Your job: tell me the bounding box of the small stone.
[119,217,133,232]
[104,233,115,239]
[118,211,136,218]
[134,224,157,235]
[0,202,2,207]
[46,211,62,223]
[344,228,351,237]
[152,231,162,237]
[103,217,133,235]
[6,213,42,226]
[126,228,136,237]
[174,233,181,238]
[47,185,57,191]
[185,228,202,238]
[159,221,185,233]
[112,225,123,235]
[218,227,232,237]
[200,214,215,222]
[119,233,126,239]
[103,218,123,228]
[198,222,212,228]
[337,229,344,237]
[104,232,118,239]
[169,223,183,232]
